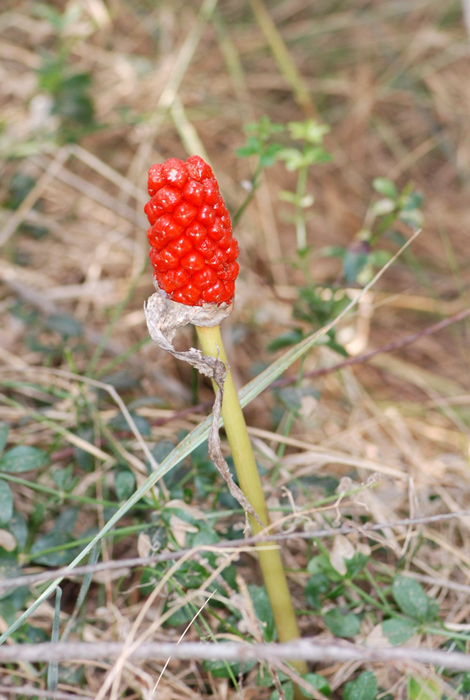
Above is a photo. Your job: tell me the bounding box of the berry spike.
[145,156,239,307]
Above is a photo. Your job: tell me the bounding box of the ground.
[0,2,470,699]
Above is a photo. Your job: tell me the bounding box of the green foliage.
[236,115,285,167]
[0,480,13,525]
[237,116,423,368]
[31,4,97,143]
[275,386,318,414]
[114,468,136,501]
[108,411,151,436]
[392,575,439,622]
[270,673,331,700]
[408,677,441,700]
[0,423,9,456]
[202,655,256,680]
[248,584,275,641]
[323,608,361,637]
[381,617,417,645]
[0,445,49,473]
[343,671,378,700]
[4,173,36,210]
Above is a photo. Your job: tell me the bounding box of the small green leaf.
[73,426,95,472]
[248,584,275,641]
[278,147,304,171]
[392,575,432,620]
[114,468,136,501]
[277,386,318,413]
[320,245,347,260]
[287,120,330,144]
[0,423,10,456]
[108,411,150,436]
[236,136,262,158]
[343,249,369,284]
[259,143,284,167]
[372,198,395,216]
[408,676,441,700]
[0,480,13,526]
[302,672,331,697]
[8,511,28,550]
[461,672,470,692]
[323,608,360,638]
[382,618,417,645]
[267,328,304,352]
[0,446,49,473]
[399,208,424,228]
[373,177,397,199]
[343,671,378,700]
[45,313,83,338]
[401,191,423,211]
[305,573,331,610]
[52,465,76,492]
[270,682,294,700]
[203,656,256,679]
[30,530,78,566]
[368,249,392,266]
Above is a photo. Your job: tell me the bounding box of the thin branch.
[0,686,91,700]
[1,637,470,671]
[1,509,468,592]
[273,306,470,388]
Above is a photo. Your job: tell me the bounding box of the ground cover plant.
[1,1,470,699]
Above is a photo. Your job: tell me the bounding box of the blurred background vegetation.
[1,1,470,699]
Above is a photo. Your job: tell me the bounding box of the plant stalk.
[195,323,307,676]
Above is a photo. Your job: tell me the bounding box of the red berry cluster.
[145,155,239,306]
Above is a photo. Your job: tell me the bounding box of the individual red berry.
[145,155,239,306]
[151,215,184,246]
[151,248,179,270]
[219,261,239,281]
[186,155,213,181]
[202,280,226,303]
[183,179,205,207]
[194,237,217,257]
[148,163,165,196]
[192,266,218,289]
[214,196,226,216]
[225,240,239,261]
[166,236,193,258]
[153,186,181,212]
[203,178,219,204]
[208,218,224,241]
[181,251,206,272]
[173,282,201,305]
[197,204,215,227]
[162,158,188,188]
[223,281,235,300]
[159,268,190,292]
[173,201,198,227]
[218,234,232,250]
[220,213,231,229]
[186,222,207,245]
[206,249,226,269]
[144,199,165,225]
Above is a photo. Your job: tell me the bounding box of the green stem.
[295,164,308,251]
[195,324,307,676]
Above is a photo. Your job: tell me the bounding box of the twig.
[273,306,470,388]
[1,509,468,592]
[1,637,470,671]
[0,687,91,700]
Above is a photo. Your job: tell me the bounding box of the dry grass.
[1,1,470,699]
